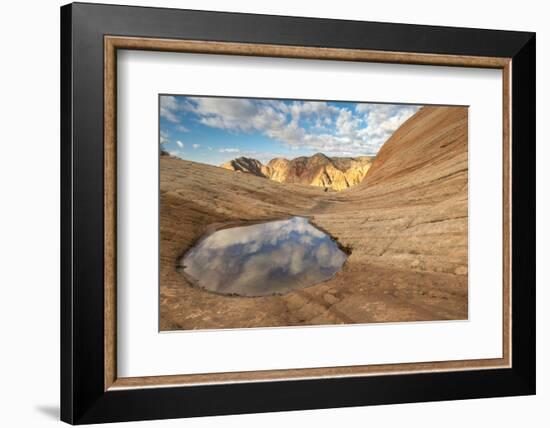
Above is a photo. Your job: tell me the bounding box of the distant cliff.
[221,153,374,191]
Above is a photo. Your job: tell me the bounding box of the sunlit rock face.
[179,217,347,296]
[221,154,374,191]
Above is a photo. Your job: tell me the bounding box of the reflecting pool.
[179,216,347,296]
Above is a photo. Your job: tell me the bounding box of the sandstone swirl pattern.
[160,106,468,330]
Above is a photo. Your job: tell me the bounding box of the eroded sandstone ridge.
[160,106,468,330]
[221,153,374,191]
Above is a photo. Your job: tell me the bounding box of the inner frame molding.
[104,35,512,391]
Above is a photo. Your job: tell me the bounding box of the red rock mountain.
[221,153,374,191]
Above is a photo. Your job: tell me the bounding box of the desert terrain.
[160,106,468,330]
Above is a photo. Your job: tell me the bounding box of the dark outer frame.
[104,36,512,389]
[61,2,535,424]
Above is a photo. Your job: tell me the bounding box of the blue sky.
[160,95,420,165]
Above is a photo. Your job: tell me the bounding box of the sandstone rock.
[221,153,374,191]
[454,266,468,275]
[323,293,340,305]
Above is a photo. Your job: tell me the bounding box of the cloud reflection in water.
[180,217,347,296]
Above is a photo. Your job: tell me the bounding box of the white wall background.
[0,0,546,426]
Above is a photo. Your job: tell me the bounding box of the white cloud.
[182,97,420,156]
[219,148,240,153]
[160,130,169,145]
[356,104,420,149]
[192,144,200,149]
[176,140,184,148]
[160,96,180,123]
[355,103,370,113]
[193,98,259,132]
[335,108,362,136]
[160,98,191,129]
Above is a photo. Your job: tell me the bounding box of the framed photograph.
[60,2,535,424]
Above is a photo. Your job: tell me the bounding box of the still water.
[179,216,347,296]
